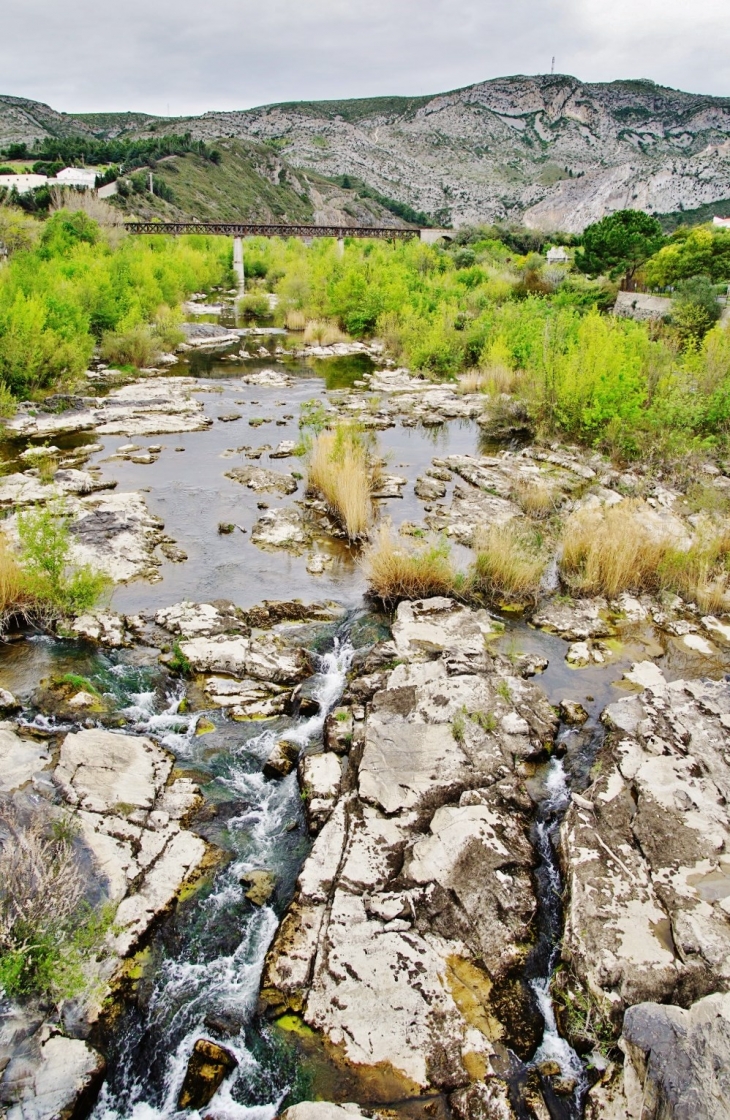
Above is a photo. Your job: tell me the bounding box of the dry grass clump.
[559,499,730,610]
[307,423,375,539]
[471,522,546,605]
[511,476,557,519]
[363,524,458,605]
[303,319,348,345]
[457,370,491,394]
[661,523,730,613]
[478,362,521,396]
[285,309,307,331]
[559,500,670,598]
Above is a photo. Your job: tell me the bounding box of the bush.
[0,800,114,1001]
[16,502,109,618]
[238,291,272,321]
[363,524,459,605]
[100,324,160,368]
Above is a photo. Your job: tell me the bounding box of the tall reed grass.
[471,522,546,605]
[307,423,375,539]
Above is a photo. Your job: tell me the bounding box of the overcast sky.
[2,0,729,117]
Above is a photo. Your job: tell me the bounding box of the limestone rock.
[251,506,309,551]
[0,687,20,712]
[561,669,730,1015]
[155,599,247,639]
[177,1038,237,1110]
[226,465,298,495]
[621,993,730,1120]
[261,602,560,1095]
[414,475,447,501]
[179,633,310,684]
[392,596,500,661]
[72,609,131,648]
[3,1035,106,1120]
[54,729,172,814]
[533,598,613,640]
[264,738,301,778]
[241,869,276,905]
[280,1105,372,1120]
[0,725,50,792]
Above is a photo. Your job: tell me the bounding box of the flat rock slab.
[155,599,248,638]
[426,485,522,546]
[533,597,613,640]
[55,729,172,814]
[226,466,298,495]
[180,633,310,684]
[392,596,500,660]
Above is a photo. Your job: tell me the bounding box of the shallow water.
[3,307,730,1119]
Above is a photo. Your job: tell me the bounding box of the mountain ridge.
[2,74,730,231]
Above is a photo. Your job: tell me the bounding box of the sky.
[2,0,729,117]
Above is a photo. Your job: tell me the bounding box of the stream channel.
[3,298,729,1120]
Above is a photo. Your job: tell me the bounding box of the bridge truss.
[125,221,421,240]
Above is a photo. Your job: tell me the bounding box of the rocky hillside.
[3,75,730,230]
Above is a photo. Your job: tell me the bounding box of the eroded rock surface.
[260,597,558,1105]
[560,666,730,1018]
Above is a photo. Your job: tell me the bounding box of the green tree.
[578,210,665,284]
[671,275,722,346]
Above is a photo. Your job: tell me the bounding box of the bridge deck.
[125,221,420,240]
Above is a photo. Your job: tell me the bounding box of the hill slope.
[153,75,730,231]
[2,75,730,230]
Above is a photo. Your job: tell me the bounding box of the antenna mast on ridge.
[551,56,555,74]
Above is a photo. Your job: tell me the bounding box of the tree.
[670,275,721,346]
[578,209,665,284]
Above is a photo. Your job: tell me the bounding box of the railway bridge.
[124,221,452,287]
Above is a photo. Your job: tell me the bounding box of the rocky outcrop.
[2,1033,106,1120]
[53,728,206,955]
[6,378,212,440]
[259,598,557,1109]
[560,665,730,1020]
[586,992,730,1120]
[226,465,298,495]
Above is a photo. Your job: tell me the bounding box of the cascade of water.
[93,636,355,1120]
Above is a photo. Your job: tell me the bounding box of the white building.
[546,246,570,263]
[0,173,49,194]
[54,167,97,189]
[713,216,730,229]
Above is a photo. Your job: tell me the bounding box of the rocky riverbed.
[1,306,729,1120]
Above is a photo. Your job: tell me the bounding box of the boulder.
[264,738,301,779]
[280,1106,372,1120]
[533,598,613,640]
[177,1039,238,1110]
[71,610,132,648]
[155,599,248,638]
[241,869,276,906]
[54,729,172,814]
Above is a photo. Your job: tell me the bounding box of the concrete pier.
[233,236,245,291]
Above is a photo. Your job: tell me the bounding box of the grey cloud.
[0,0,727,116]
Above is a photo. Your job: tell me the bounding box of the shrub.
[470,522,546,605]
[307,423,375,539]
[0,800,114,1001]
[100,323,160,368]
[238,291,272,321]
[16,502,109,617]
[363,524,459,605]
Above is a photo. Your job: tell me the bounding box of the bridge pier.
[233,236,245,291]
[336,237,345,258]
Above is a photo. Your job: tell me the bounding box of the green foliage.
[0,208,229,395]
[17,501,109,616]
[578,209,665,281]
[238,291,272,321]
[670,275,722,346]
[645,226,730,286]
[169,640,192,676]
[58,673,100,696]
